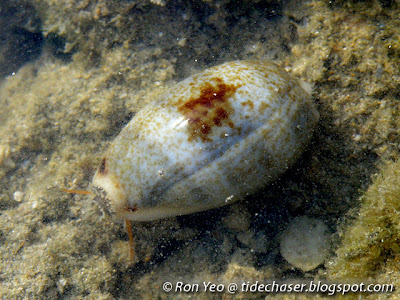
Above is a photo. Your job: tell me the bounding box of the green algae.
[327,159,400,298]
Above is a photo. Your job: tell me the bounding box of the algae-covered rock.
[328,159,400,298]
[287,0,400,161]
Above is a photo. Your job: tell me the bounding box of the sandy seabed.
[1,0,400,299]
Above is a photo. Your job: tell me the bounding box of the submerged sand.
[1,0,400,299]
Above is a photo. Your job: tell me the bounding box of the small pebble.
[13,191,24,202]
[280,216,331,272]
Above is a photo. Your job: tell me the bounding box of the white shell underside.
[92,60,319,221]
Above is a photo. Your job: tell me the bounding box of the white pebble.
[13,191,24,202]
[280,216,331,272]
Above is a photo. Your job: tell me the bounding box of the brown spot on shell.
[125,204,138,212]
[258,102,270,115]
[99,158,107,175]
[241,100,254,109]
[178,78,240,142]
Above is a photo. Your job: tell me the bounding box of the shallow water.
[1,0,399,299]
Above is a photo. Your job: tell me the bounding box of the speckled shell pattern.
[92,60,319,221]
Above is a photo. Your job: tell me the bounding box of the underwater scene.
[1,0,400,299]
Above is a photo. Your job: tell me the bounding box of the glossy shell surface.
[92,60,319,221]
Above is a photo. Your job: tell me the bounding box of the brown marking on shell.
[241,100,254,109]
[99,158,107,175]
[258,102,270,115]
[177,78,240,142]
[125,204,138,212]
